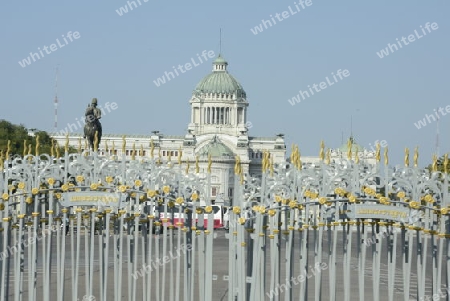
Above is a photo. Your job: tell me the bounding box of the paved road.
[3,228,446,300]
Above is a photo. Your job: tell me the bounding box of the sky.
[0,1,449,167]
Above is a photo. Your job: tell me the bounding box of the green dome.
[194,55,246,97]
[213,56,227,64]
[197,136,234,158]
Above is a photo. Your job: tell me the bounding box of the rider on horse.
[84,98,102,146]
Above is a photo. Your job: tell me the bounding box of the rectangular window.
[212,187,217,197]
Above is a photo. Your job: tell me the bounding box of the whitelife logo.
[250,0,313,35]
[287,69,350,106]
[115,0,149,16]
[376,22,439,59]
[413,105,450,129]
[18,31,81,68]
[153,50,215,87]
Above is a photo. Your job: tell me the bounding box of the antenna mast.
[54,66,59,132]
[219,28,222,55]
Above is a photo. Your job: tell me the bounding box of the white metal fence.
[0,145,449,301]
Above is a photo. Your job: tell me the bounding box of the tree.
[0,120,75,157]
[426,154,449,174]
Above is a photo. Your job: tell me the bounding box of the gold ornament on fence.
[404,148,409,167]
[326,148,331,165]
[111,141,115,157]
[51,139,55,157]
[413,147,419,167]
[432,154,438,172]
[347,138,352,160]
[207,154,212,173]
[55,141,60,158]
[235,155,241,175]
[131,143,136,160]
[444,153,449,174]
[65,134,69,153]
[94,131,99,152]
[150,139,154,159]
[319,141,325,161]
[23,140,27,157]
[376,142,381,162]
[35,136,40,156]
[185,160,190,174]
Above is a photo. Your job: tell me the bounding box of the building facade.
[52,55,287,204]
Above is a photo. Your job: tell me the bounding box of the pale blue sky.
[0,1,449,166]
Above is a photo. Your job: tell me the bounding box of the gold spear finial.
[384,147,389,166]
[376,142,381,162]
[207,153,212,173]
[262,151,267,173]
[347,138,352,160]
[150,139,154,159]
[65,134,69,153]
[290,144,295,164]
[185,160,190,174]
[444,153,449,174]
[319,141,325,161]
[413,147,419,167]
[235,155,241,175]
[270,154,274,177]
[131,143,136,160]
[6,140,11,158]
[296,146,302,170]
[111,141,115,157]
[355,148,360,164]
[326,148,331,165]
[404,147,410,167]
[432,154,438,172]
[51,139,55,157]
[122,136,126,154]
[55,141,60,157]
[178,147,182,165]
[195,156,199,173]
[35,136,40,156]
[23,140,27,157]
[292,145,298,168]
[94,131,99,152]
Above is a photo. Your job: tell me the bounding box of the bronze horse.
[83,106,102,151]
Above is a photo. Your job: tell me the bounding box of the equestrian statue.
[84,98,102,150]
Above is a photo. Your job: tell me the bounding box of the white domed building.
[52,55,287,204]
